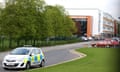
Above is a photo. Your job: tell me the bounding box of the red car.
[91,38,120,48]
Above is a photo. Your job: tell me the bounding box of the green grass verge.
[26,48,118,72]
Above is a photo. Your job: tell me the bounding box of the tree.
[44,5,76,39]
[0,0,76,48]
[0,3,20,38]
[0,8,2,34]
[0,0,45,40]
[63,15,76,37]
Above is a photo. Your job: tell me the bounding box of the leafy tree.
[0,0,76,47]
[0,8,2,34]
[0,4,20,38]
[0,0,45,40]
[44,5,76,39]
[63,15,77,37]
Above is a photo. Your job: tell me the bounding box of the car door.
[30,49,41,66]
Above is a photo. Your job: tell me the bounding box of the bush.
[0,38,81,52]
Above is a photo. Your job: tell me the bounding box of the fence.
[0,37,81,51]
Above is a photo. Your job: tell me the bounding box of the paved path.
[0,41,93,72]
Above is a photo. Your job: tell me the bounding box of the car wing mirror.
[30,53,34,56]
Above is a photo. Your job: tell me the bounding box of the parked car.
[91,38,120,48]
[81,36,88,41]
[2,46,45,69]
[87,37,94,41]
[112,37,120,43]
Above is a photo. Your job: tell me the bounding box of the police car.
[2,46,45,69]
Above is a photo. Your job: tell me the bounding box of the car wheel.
[26,62,30,69]
[40,60,45,67]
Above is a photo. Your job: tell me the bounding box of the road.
[0,41,93,72]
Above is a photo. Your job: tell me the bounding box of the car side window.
[31,49,36,55]
[31,49,40,55]
[36,49,40,54]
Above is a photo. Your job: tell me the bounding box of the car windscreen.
[10,48,30,55]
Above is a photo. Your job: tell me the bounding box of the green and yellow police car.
[2,46,45,69]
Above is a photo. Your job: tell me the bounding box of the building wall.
[67,9,100,37]
[114,20,117,36]
[71,16,92,37]
[67,8,115,38]
[101,12,114,37]
[114,20,120,36]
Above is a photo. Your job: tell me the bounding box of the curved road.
[0,41,93,72]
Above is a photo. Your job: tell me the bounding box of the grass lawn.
[26,48,118,72]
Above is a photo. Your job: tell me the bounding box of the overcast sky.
[0,0,120,19]
[45,0,120,20]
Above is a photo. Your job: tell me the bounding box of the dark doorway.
[73,18,87,37]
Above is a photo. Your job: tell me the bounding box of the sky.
[0,0,120,20]
[45,0,120,20]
